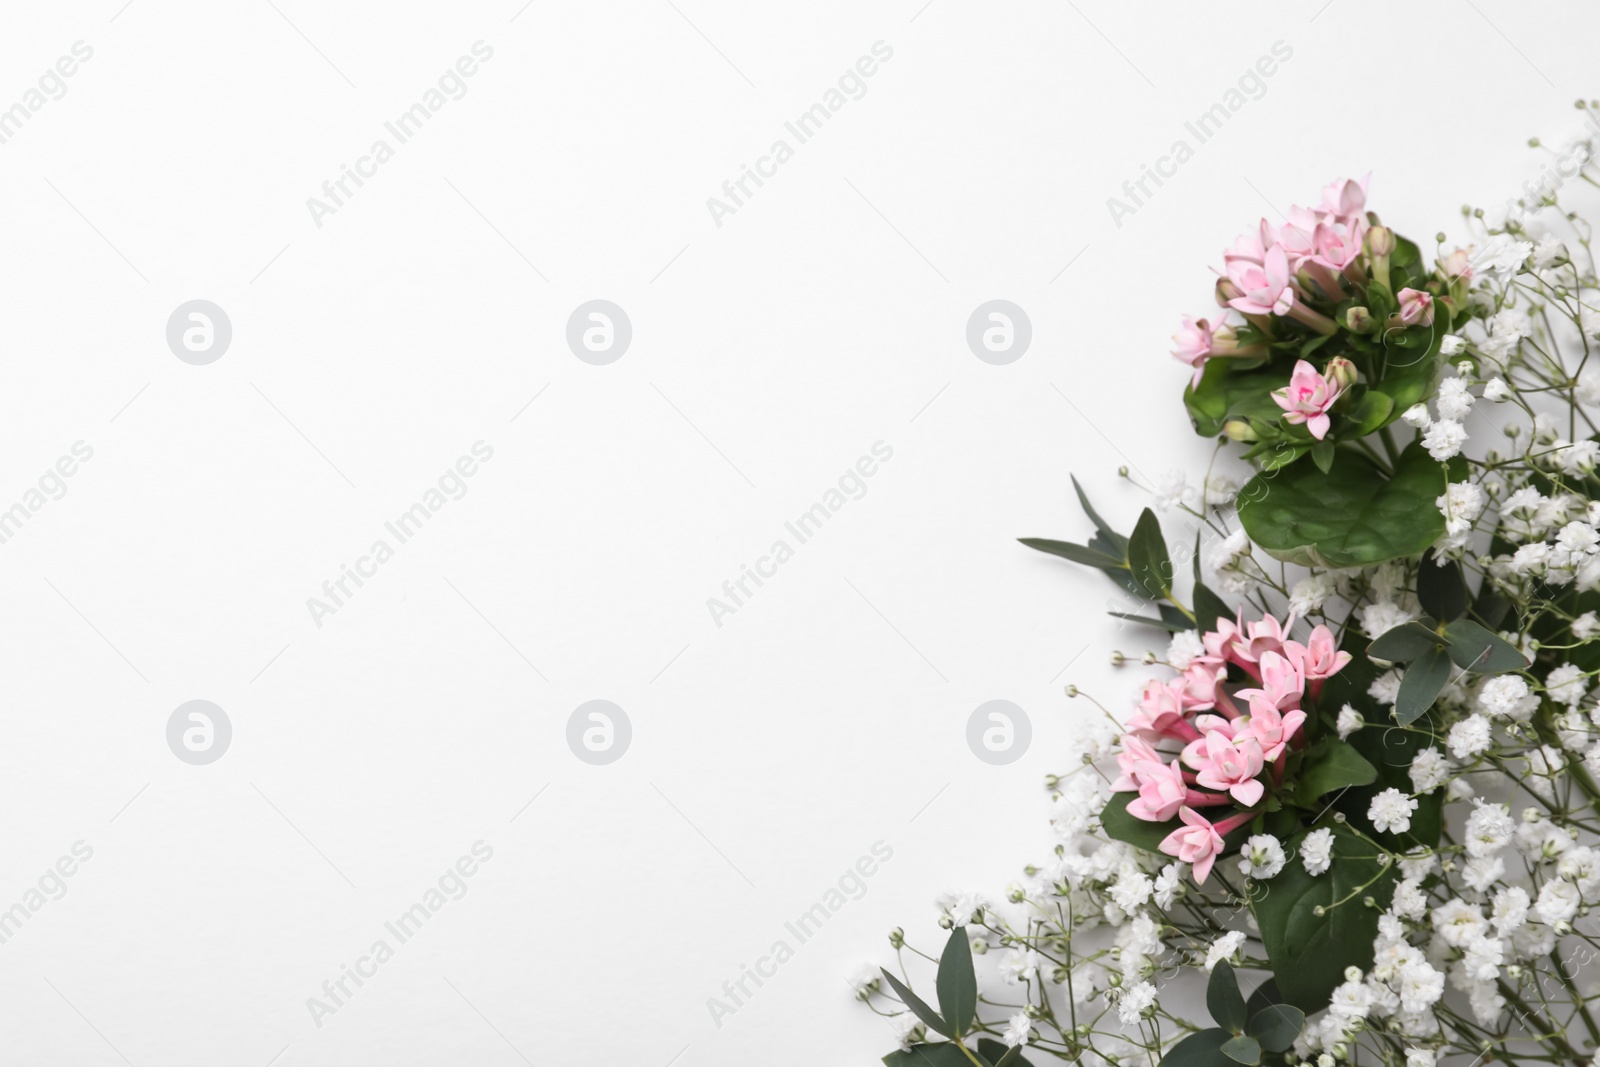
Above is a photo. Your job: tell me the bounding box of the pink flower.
[1127,680,1201,741]
[1282,624,1351,699]
[1237,694,1306,762]
[1172,317,1214,383]
[1396,288,1435,326]
[1311,218,1366,273]
[1178,661,1227,712]
[1111,735,1167,791]
[1126,759,1189,822]
[1318,173,1370,221]
[1232,612,1296,669]
[1158,807,1226,882]
[1223,219,1277,268]
[1440,248,1473,281]
[1271,359,1344,440]
[1187,730,1266,807]
[1235,650,1305,712]
[1227,245,1296,317]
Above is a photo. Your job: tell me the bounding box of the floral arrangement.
[857,111,1600,1067]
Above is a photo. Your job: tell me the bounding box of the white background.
[0,1,1592,1063]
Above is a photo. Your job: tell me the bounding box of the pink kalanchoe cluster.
[1270,359,1345,439]
[1113,611,1351,883]
[1172,175,1372,384]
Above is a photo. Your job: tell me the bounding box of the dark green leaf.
[1207,960,1247,1033]
[1336,721,1443,848]
[935,927,977,1037]
[1417,553,1468,622]
[1349,390,1394,435]
[1244,978,1284,1021]
[1365,621,1442,662]
[1221,1035,1261,1065]
[1108,610,1190,633]
[1072,475,1128,555]
[979,1039,1036,1067]
[1247,1005,1304,1053]
[884,1043,981,1067]
[1292,738,1378,805]
[1394,646,1451,725]
[1442,618,1530,674]
[1017,537,1124,571]
[1160,1028,1233,1067]
[1193,581,1233,635]
[1184,357,1293,438]
[1128,509,1172,600]
[1237,443,1446,568]
[879,969,950,1038]
[1310,440,1334,474]
[1251,825,1397,1012]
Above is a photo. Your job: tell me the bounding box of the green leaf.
[1366,621,1441,662]
[1221,1035,1261,1065]
[1244,978,1284,1021]
[1207,960,1247,1033]
[1128,509,1172,600]
[1108,610,1191,633]
[1251,825,1397,1012]
[979,1039,1036,1067]
[1193,581,1233,634]
[1292,737,1378,805]
[1072,475,1128,555]
[1336,721,1443,848]
[1184,357,1292,438]
[1099,791,1179,851]
[1348,389,1394,435]
[1237,442,1446,568]
[1442,618,1530,674]
[935,927,977,1037]
[1160,1028,1233,1067]
[1246,1005,1305,1053]
[1017,537,1123,570]
[884,1043,981,1067]
[1310,440,1334,474]
[1417,553,1468,622]
[1395,646,1451,725]
[879,969,950,1038]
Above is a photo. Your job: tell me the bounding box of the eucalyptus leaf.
[880,969,950,1038]
[1442,618,1530,674]
[935,927,977,1037]
[1159,1028,1233,1067]
[1017,537,1124,571]
[1247,1005,1305,1053]
[883,1043,980,1067]
[1395,646,1452,725]
[1366,621,1441,662]
[1417,554,1468,622]
[1072,475,1128,555]
[1221,1036,1261,1066]
[1207,960,1247,1033]
[979,1039,1036,1067]
[1193,581,1233,634]
[1128,509,1172,600]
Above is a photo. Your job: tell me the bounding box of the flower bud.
[970,937,987,955]
[1215,277,1244,307]
[1222,420,1258,443]
[1344,306,1373,333]
[889,927,904,948]
[1366,226,1396,257]
[1325,356,1357,391]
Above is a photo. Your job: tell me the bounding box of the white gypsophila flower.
[1238,835,1286,879]
[1336,705,1365,740]
[1440,335,1467,357]
[1473,234,1534,278]
[1533,879,1581,925]
[1368,669,1402,706]
[1207,527,1250,573]
[1300,827,1334,875]
[1437,377,1474,421]
[1167,630,1204,671]
[1558,521,1600,555]
[1399,851,1437,879]
[1409,748,1449,793]
[1535,233,1568,267]
[1464,801,1515,857]
[1405,1045,1437,1067]
[1433,899,1488,948]
[1546,663,1590,707]
[1492,886,1530,935]
[1399,962,1445,1014]
[1484,377,1511,401]
[998,948,1040,984]
[1369,788,1419,834]
[1401,403,1432,429]
[1422,419,1468,461]
[1206,474,1240,506]
[1460,934,1504,982]
[1467,981,1505,1025]
[1576,611,1600,640]
[1120,913,1162,960]
[1478,675,1532,718]
[1579,366,1600,407]
[1462,855,1506,893]
[1327,977,1373,1022]
[936,892,985,927]
[1360,601,1412,638]
[848,963,879,993]
[1288,574,1334,616]
[1153,864,1181,909]
[1109,868,1153,912]
[1448,714,1493,759]
[1390,877,1428,919]
[1449,777,1476,800]
[888,1012,921,1049]
[1205,930,1247,971]
[1004,1012,1032,1048]
[1152,470,1200,512]
[1117,980,1156,1025]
